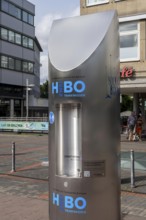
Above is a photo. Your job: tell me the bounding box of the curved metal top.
[48,10,116,72]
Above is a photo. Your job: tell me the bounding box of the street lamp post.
[26,79,34,119]
[26,79,29,119]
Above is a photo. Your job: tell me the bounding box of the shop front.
[120,65,146,129]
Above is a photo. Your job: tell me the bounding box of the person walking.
[127,112,137,141]
[136,114,143,141]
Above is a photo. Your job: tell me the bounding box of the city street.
[0,132,146,219]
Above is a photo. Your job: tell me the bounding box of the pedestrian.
[127,112,137,141]
[135,114,143,141]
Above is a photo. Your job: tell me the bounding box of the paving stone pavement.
[0,132,146,219]
[121,191,146,218]
[0,192,48,220]
[121,134,146,194]
[0,190,146,220]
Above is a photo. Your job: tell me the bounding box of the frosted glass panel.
[56,103,82,178]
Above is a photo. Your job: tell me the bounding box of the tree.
[40,80,48,98]
[120,95,133,112]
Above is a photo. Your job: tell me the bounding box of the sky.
[29,0,80,84]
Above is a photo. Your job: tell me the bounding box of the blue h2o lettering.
[53,193,87,210]
[52,80,86,94]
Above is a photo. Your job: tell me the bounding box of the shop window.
[8,31,15,43]
[120,22,140,61]
[14,100,21,106]
[1,56,8,68]
[1,28,8,40]
[86,0,109,6]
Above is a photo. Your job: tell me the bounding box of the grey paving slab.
[0,192,146,220]
[121,191,146,218]
[0,132,146,219]
[124,216,146,220]
[0,193,48,220]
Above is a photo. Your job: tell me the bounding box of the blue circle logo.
[49,112,55,124]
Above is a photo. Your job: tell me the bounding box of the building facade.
[80,0,146,118]
[0,0,43,117]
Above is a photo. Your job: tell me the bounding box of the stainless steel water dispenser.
[48,10,121,220]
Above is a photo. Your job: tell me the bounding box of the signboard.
[120,67,134,78]
[0,121,48,131]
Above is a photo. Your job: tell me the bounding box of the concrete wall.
[80,0,146,16]
[80,0,146,95]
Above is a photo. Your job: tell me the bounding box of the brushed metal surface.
[49,10,120,220]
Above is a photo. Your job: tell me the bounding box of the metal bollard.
[11,142,16,172]
[130,149,135,188]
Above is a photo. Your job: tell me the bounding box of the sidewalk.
[0,192,145,220]
[0,192,48,220]
[0,132,146,219]
[121,134,146,194]
[125,215,146,219]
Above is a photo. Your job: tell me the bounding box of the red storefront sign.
[120,67,134,78]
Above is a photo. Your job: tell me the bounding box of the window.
[14,99,21,106]
[86,0,109,6]
[1,0,9,13]
[22,11,28,23]
[0,27,34,50]
[0,54,34,73]
[1,0,34,26]
[15,7,21,19]
[28,62,34,73]
[22,36,28,47]
[28,14,34,25]
[1,56,8,68]
[15,59,21,71]
[23,61,34,73]
[8,57,14,69]
[9,3,16,17]
[23,62,28,72]
[9,4,21,19]
[1,28,8,40]
[15,33,21,45]
[9,31,15,43]
[120,22,139,61]
[28,38,33,49]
